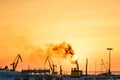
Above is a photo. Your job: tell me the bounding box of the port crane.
[10,54,22,71]
[44,56,57,75]
[101,59,107,72]
[101,59,108,75]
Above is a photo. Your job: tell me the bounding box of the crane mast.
[10,54,22,71]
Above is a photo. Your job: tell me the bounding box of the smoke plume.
[46,42,75,58]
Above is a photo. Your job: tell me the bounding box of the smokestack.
[60,65,62,76]
[86,58,88,76]
[76,61,79,70]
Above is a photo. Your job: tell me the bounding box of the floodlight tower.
[107,48,113,75]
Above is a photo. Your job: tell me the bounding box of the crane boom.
[10,54,22,71]
[44,56,52,70]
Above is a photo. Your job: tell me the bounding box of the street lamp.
[107,48,113,75]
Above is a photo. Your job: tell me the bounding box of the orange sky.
[0,0,120,74]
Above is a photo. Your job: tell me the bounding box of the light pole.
[107,48,113,75]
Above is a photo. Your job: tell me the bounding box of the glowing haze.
[0,0,120,73]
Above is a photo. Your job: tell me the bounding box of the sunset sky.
[0,0,120,74]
